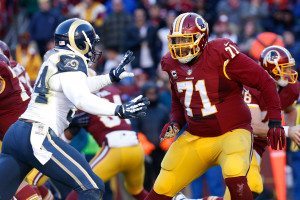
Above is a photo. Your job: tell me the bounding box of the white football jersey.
[21,48,89,136]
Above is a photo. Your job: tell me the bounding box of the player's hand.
[109,50,135,82]
[288,125,300,145]
[115,95,150,119]
[267,120,286,150]
[160,122,180,142]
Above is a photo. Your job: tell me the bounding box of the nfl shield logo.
[187,69,192,75]
[171,70,178,79]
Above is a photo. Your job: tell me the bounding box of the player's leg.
[223,150,263,199]
[0,153,32,199]
[246,151,263,198]
[217,129,253,200]
[145,132,211,200]
[66,143,121,199]
[30,132,105,200]
[0,120,36,199]
[26,168,49,186]
[122,144,148,200]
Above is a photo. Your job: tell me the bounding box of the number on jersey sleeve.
[176,80,217,117]
[34,66,49,104]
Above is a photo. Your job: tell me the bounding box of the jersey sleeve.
[56,54,88,75]
[225,52,281,120]
[170,82,186,127]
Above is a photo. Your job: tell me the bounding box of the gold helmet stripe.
[173,13,186,33]
[179,13,191,33]
[68,19,90,55]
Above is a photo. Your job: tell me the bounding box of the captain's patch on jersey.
[0,76,5,94]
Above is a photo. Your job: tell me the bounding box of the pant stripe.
[51,155,86,190]
[33,171,43,185]
[46,134,98,189]
[90,146,109,169]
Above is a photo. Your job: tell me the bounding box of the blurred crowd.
[2,0,300,199]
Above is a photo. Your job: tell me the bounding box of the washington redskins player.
[144,12,285,200]
[236,46,300,198]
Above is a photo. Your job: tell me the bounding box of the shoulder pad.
[56,54,87,75]
[208,38,240,61]
[161,53,176,72]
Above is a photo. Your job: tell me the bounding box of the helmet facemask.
[272,59,298,86]
[168,32,203,64]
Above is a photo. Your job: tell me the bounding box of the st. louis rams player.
[0,18,149,200]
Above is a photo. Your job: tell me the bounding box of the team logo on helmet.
[68,20,90,55]
[264,50,280,65]
[195,17,208,32]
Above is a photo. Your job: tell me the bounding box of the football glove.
[115,95,150,119]
[160,122,180,142]
[267,120,286,150]
[109,50,135,82]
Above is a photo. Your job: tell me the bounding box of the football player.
[0,18,149,200]
[28,86,149,200]
[144,12,285,200]
[236,46,300,198]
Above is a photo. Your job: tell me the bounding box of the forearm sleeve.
[86,74,112,93]
[226,53,282,120]
[60,72,117,116]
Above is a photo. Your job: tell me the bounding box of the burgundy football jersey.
[87,86,132,144]
[161,38,281,137]
[244,82,300,156]
[10,60,32,95]
[0,61,30,139]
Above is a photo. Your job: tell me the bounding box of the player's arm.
[160,81,186,141]
[86,50,134,93]
[248,105,269,137]
[60,71,149,118]
[225,46,284,149]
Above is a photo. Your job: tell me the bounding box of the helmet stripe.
[174,13,186,33]
[68,19,90,55]
[179,13,190,33]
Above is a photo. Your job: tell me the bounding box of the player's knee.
[247,169,263,194]
[153,170,176,196]
[223,154,248,178]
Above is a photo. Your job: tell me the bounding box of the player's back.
[20,48,89,136]
[161,38,252,137]
[0,60,30,138]
[88,86,133,145]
